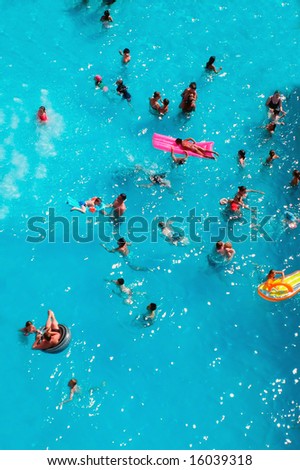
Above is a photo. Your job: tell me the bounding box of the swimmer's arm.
[265,97,271,107]
[274,270,285,278]
[186,137,196,143]
[247,189,265,194]
[211,65,222,74]
[60,388,76,407]
[100,243,115,253]
[170,148,177,162]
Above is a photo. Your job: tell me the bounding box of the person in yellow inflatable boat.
[264,270,293,292]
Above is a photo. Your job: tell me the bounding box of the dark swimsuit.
[268,98,280,111]
[117,84,131,101]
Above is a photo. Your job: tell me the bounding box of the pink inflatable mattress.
[152,133,215,159]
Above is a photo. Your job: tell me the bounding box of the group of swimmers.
[26,2,300,408]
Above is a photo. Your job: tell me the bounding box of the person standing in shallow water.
[107,193,127,218]
[179,82,197,111]
[100,9,113,24]
[149,91,162,112]
[119,48,131,64]
[116,79,131,102]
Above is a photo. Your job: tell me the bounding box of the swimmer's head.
[268,269,275,278]
[123,48,130,54]
[224,242,232,249]
[68,379,77,389]
[273,90,280,97]
[94,197,102,206]
[153,91,161,99]
[94,75,102,83]
[216,241,224,249]
[175,138,182,145]
[158,221,166,229]
[118,237,126,247]
[147,303,157,311]
[25,321,33,328]
[117,278,125,285]
[119,193,126,201]
[104,10,110,16]
[269,150,275,157]
[238,149,246,158]
[238,186,247,194]
[207,56,216,65]
[163,98,169,105]
[116,78,123,85]
[293,169,300,177]
[189,82,197,90]
[39,106,46,112]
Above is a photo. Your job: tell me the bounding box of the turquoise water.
[0,0,300,450]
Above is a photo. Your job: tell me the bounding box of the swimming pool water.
[0,0,299,450]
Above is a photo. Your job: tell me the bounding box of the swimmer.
[175,137,219,158]
[171,147,188,165]
[37,106,47,122]
[101,237,131,256]
[265,114,284,134]
[215,241,225,254]
[283,211,300,229]
[143,303,157,323]
[94,75,108,91]
[20,321,38,336]
[32,310,62,350]
[119,48,131,64]
[139,173,171,188]
[116,79,131,102]
[266,91,285,116]
[69,196,106,214]
[60,379,79,407]
[159,98,169,115]
[94,75,103,88]
[224,241,235,260]
[179,82,197,110]
[238,149,246,168]
[224,195,252,215]
[180,93,196,113]
[205,56,222,74]
[100,9,113,23]
[158,221,188,245]
[108,278,133,303]
[111,278,132,296]
[107,193,127,218]
[235,185,264,200]
[264,149,279,165]
[264,269,286,291]
[290,169,300,187]
[149,91,162,112]
[149,173,171,188]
